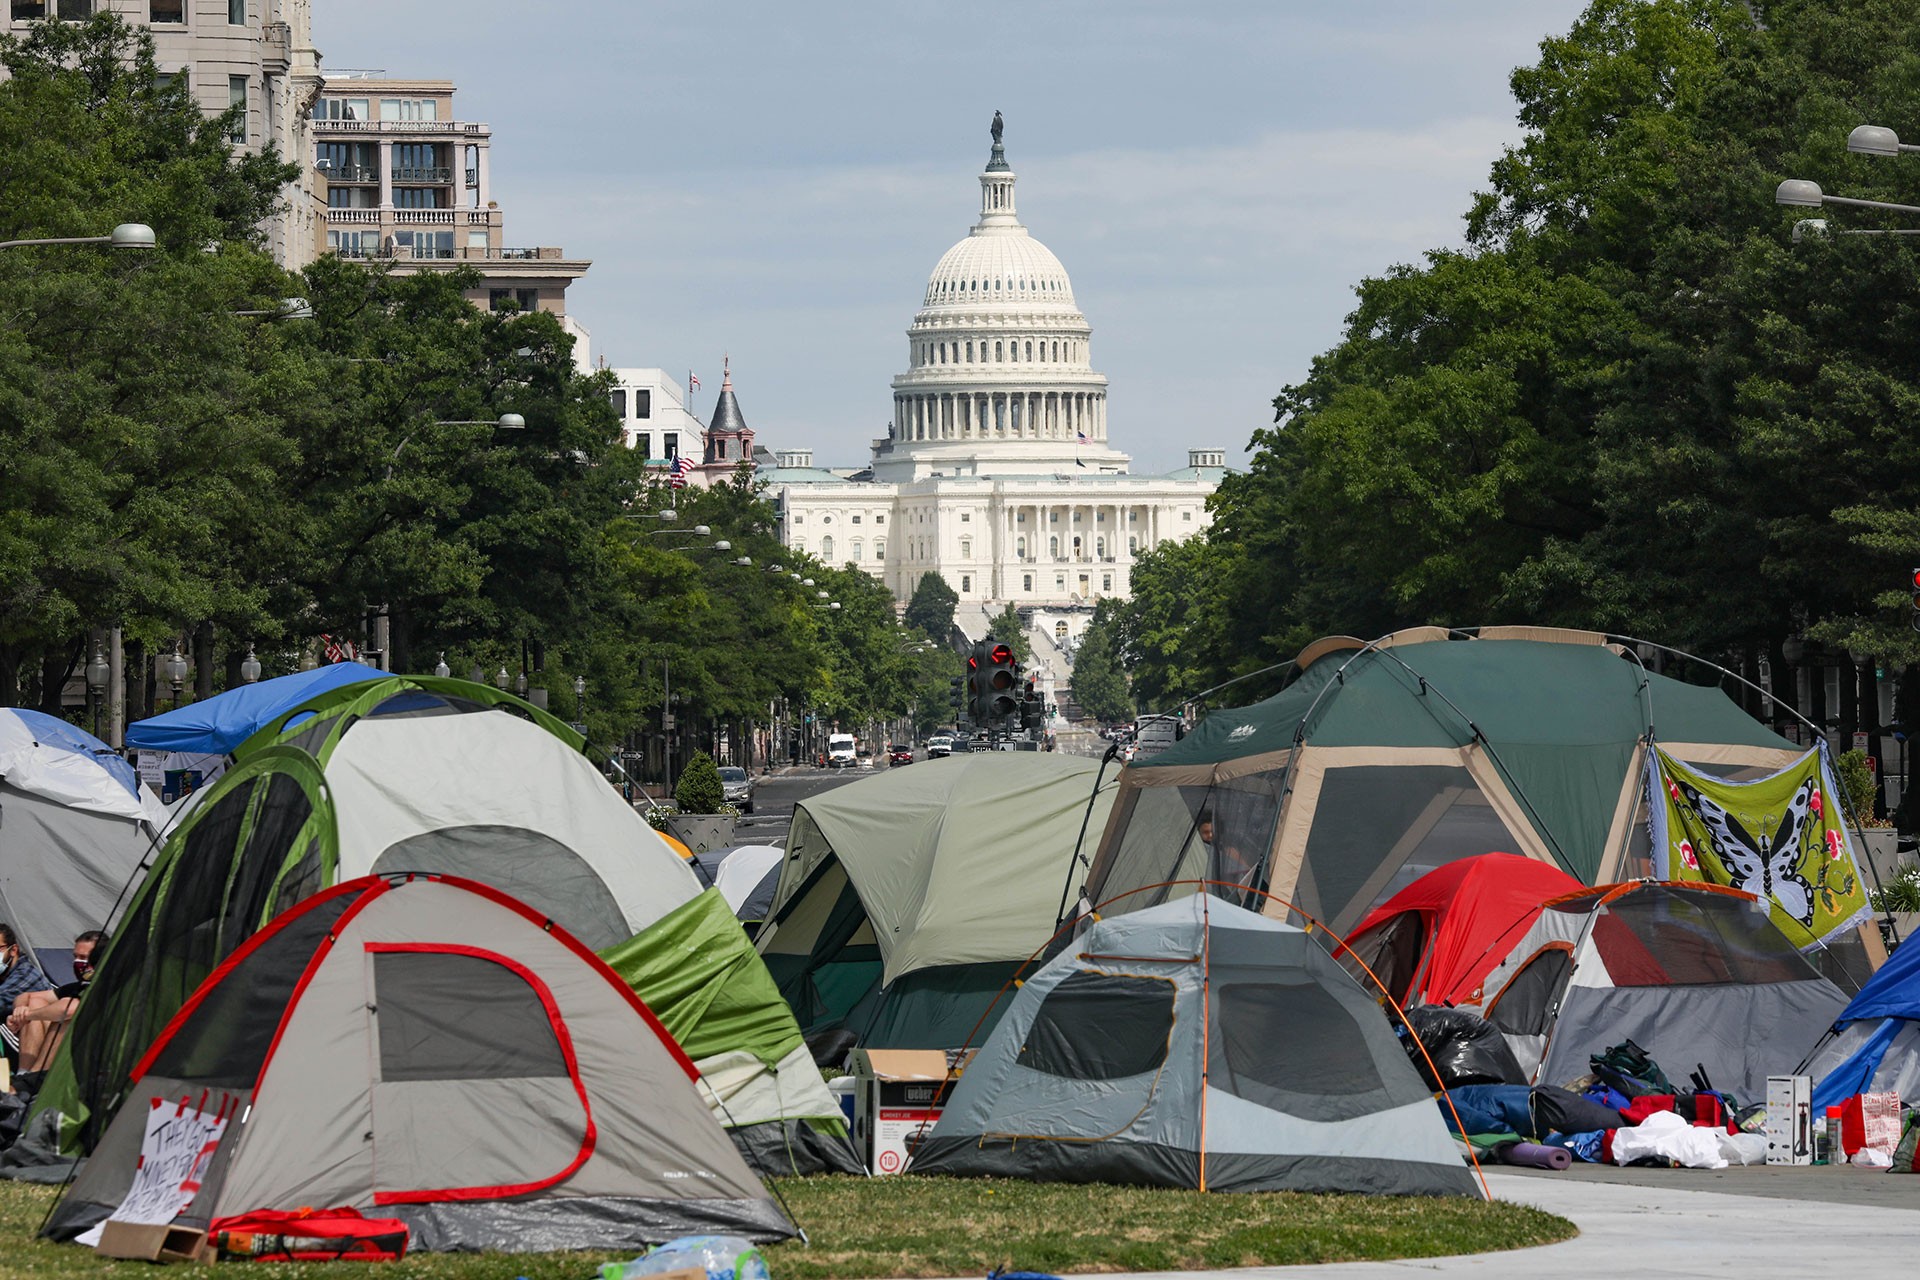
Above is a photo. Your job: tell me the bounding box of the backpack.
[1589,1039,1677,1098]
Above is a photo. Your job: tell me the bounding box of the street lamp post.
[434,653,451,679]
[164,645,188,710]
[0,223,156,252]
[240,647,262,684]
[85,641,110,740]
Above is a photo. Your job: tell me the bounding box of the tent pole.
[1055,741,1121,928]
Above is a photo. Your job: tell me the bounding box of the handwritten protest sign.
[76,1093,232,1248]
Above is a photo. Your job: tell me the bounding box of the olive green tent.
[757,753,1117,1050]
[1081,627,1830,945]
[13,677,855,1177]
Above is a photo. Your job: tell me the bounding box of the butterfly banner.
[1647,745,1871,949]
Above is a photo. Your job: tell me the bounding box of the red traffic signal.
[989,643,1013,665]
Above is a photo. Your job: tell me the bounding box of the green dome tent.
[1081,627,1819,942]
[758,753,1118,1050]
[16,676,854,1177]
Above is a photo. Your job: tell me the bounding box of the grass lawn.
[0,1174,1574,1279]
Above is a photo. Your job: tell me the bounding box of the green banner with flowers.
[1648,746,1870,948]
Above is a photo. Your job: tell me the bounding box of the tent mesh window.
[1016,970,1175,1080]
[1215,980,1389,1120]
[216,771,319,953]
[1488,947,1571,1035]
[1342,911,1425,1005]
[143,891,360,1088]
[1595,888,1823,987]
[1093,769,1286,913]
[373,951,568,1081]
[370,828,629,951]
[1299,766,1518,932]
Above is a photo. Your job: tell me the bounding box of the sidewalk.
[1004,1170,1919,1278]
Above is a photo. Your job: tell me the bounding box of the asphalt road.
[733,764,883,846]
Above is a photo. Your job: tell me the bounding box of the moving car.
[888,743,914,766]
[827,733,859,768]
[717,765,754,813]
[925,734,954,758]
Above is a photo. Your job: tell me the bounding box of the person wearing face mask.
[0,923,49,1073]
[6,931,103,1077]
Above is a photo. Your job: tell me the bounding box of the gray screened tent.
[47,875,795,1251]
[758,753,1118,1050]
[1469,882,1849,1100]
[913,894,1478,1196]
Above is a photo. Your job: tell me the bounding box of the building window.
[1049,511,1059,524]
[1129,535,1139,553]
[793,538,805,552]
[960,538,972,558]
[1073,537,1083,558]
[1055,574,1066,591]
[633,433,651,458]
[314,97,370,122]
[822,514,833,524]
[715,440,728,460]
[966,342,974,363]
[1026,341,1034,360]
[1102,574,1113,592]
[875,538,885,560]
[822,536,835,561]
[149,0,183,21]
[1182,510,1193,522]
[1016,536,1027,558]
[22,0,98,17]
[1056,621,1068,641]
[228,76,248,143]
[961,575,972,592]
[960,511,970,523]
[634,390,651,418]
[1023,574,1033,592]
[228,0,244,22]
[381,98,437,122]
[608,389,628,418]
[851,539,864,561]
[1049,536,1060,559]
[664,433,678,460]
[488,288,539,312]
[392,186,447,209]
[875,514,885,525]
[1096,537,1106,558]
[995,341,1003,362]
[326,186,375,209]
[851,514,862,524]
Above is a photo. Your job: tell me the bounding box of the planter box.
[665,813,735,856]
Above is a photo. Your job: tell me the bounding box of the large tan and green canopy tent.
[1080,627,1822,945]
[757,753,1118,1050]
[13,677,854,1178]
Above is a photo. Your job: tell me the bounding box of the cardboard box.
[849,1048,958,1175]
[1765,1075,1811,1166]
[94,1219,209,1263]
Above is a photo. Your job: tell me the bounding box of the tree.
[903,571,957,642]
[986,603,1030,664]
[674,749,725,814]
[1069,605,1133,724]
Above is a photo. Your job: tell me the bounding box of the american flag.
[688,371,701,391]
[669,455,696,489]
[1076,431,1090,445]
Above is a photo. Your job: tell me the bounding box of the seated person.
[6,931,102,1076]
[0,922,49,1071]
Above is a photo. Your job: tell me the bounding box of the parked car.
[717,765,754,813]
[888,742,914,766]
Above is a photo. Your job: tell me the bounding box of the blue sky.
[315,1,1590,473]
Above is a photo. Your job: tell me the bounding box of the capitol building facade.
[763,126,1223,653]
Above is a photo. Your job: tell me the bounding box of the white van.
[827,733,858,768]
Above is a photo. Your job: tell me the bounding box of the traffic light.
[983,643,1020,723]
[1020,673,1045,731]
[1910,567,1920,633]
[948,674,965,716]
[964,641,991,724]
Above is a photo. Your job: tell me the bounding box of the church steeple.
[702,354,753,469]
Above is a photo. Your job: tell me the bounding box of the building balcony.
[311,119,489,136]
[392,166,453,183]
[262,20,292,74]
[320,165,379,183]
[393,209,456,224]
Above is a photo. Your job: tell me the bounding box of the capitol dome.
[880,123,1115,481]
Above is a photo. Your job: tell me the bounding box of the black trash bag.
[0,1093,23,1152]
[1400,1005,1527,1090]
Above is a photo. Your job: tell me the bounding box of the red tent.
[1338,853,1586,1007]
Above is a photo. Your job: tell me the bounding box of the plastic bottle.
[1812,1113,1829,1165]
[1826,1106,1846,1166]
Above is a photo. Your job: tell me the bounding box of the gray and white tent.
[47,874,795,1251]
[0,709,164,975]
[912,895,1479,1197]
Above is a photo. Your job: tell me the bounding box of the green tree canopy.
[904,571,958,641]
[1069,603,1134,725]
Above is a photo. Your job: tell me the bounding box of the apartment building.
[4,0,327,270]
[312,74,589,316]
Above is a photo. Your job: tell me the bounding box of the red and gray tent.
[46,875,794,1251]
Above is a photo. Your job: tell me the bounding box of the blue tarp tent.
[124,662,385,756]
[1809,935,1920,1108]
